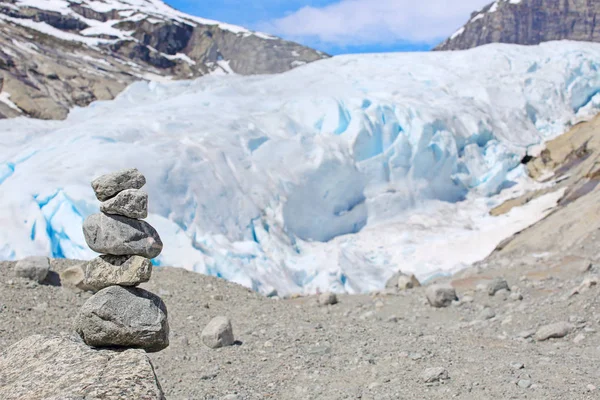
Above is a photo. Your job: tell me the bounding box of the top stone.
[91,168,146,201]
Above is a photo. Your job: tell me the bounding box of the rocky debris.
[478,307,496,321]
[535,322,575,341]
[0,334,165,400]
[14,256,50,283]
[487,277,510,296]
[386,270,420,290]
[202,316,235,349]
[570,276,598,297]
[100,188,149,219]
[84,255,152,291]
[435,0,600,51]
[59,264,92,291]
[426,284,458,308]
[421,367,449,383]
[75,168,169,352]
[318,292,338,306]
[83,213,163,258]
[0,0,327,120]
[75,286,169,352]
[91,168,146,201]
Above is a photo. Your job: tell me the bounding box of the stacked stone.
[74,168,169,353]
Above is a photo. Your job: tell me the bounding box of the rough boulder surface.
[0,334,165,400]
[83,213,163,258]
[201,316,235,349]
[435,0,600,51]
[91,168,146,201]
[75,286,169,352]
[426,284,458,308]
[100,188,149,219]
[84,255,152,290]
[14,256,50,283]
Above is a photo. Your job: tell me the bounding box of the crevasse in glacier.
[1,41,600,294]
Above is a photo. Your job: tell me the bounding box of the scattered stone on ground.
[426,284,458,308]
[421,367,449,383]
[385,271,421,290]
[0,334,165,400]
[487,277,510,296]
[14,256,50,283]
[535,322,575,341]
[201,316,235,349]
[318,292,338,306]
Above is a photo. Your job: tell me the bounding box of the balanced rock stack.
[74,168,169,352]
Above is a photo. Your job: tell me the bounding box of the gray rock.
[100,189,148,219]
[478,307,496,321]
[75,286,169,352]
[517,379,532,388]
[318,292,338,306]
[385,270,421,290]
[426,284,458,308]
[0,334,165,400]
[421,367,449,383]
[91,168,146,201]
[83,213,163,258]
[14,256,50,283]
[84,255,152,291]
[201,316,235,349]
[59,264,94,292]
[488,277,510,296]
[535,322,574,341]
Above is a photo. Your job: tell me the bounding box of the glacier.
[1,41,600,295]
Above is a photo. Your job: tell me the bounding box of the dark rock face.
[0,0,328,120]
[435,0,600,51]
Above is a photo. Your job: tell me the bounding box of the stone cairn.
[74,168,169,352]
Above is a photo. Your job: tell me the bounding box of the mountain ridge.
[0,0,327,119]
[435,0,600,51]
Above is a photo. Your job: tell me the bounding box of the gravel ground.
[1,257,600,400]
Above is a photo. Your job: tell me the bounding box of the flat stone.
[59,264,94,292]
[14,256,50,283]
[201,316,235,349]
[426,284,458,308]
[535,322,574,341]
[100,189,148,219]
[84,255,152,291]
[75,286,169,352]
[83,213,163,258]
[0,334,165,400]
[421,367,449,383]
[91,168,146,201]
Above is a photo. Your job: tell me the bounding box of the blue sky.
[165,0,494,55]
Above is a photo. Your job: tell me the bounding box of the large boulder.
[83,213,163,258]
[0,334,165,400]
[201,316,235,349]
[14,256,50,283]
[426,284,458,308]
[84,255,152,291]
[75,286,169,352]
[91,168,146,201]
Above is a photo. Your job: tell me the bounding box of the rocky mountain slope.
[0,0,327,119]
[435,0,600,51]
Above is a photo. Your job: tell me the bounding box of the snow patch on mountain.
[1,41,600,295]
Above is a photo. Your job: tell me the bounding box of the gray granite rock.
[488,277,510,296]
[75,286,169,352]
[91,168,146,201]
[201,316,235,349]
[84,255,152,291]
[421,367,449,383]
[385,270,421,290]
[426,284,458,308]
[100,189,148,219]
[318,292,338,306]
[14,256,50,283]
[0,334,165,400]
[83,213,163,258]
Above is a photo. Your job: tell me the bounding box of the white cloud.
[262,0,494,46]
